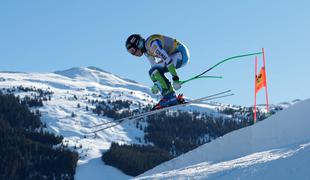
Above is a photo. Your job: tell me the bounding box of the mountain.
[0,67,155,179]
[54,66,150,94]
[136,98,310,180]
[0,67,228,179]
[0,67,297,179]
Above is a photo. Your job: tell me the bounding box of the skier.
[125,34,190,109]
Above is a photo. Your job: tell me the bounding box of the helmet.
[125,34,143,51]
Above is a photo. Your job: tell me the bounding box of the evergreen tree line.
[102,143,173,176]
[21,95,44,107]
[92,99,133,120]
[16,85,54,98]
[217,106,272,122]
[144,111,251,156]
[0,93,42,129]
[0,92,78,180]
[3,86,53,102]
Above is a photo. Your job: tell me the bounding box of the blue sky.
[0,0,309,106]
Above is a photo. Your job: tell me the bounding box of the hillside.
[0,67,154,179]
[0,67,291,179]
[136,98,310,179]
[0,67,232,179]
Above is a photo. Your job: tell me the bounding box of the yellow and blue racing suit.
[144,34,190,96]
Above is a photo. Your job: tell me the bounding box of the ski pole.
[180,51,263,85]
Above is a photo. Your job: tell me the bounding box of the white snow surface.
[136,98,310,180]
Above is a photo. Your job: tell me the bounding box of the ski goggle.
[126,38,143,55]
[127,46,138,55]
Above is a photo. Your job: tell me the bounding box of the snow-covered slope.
[136,98,310,180]
[0,67,300,180]
[0,67,229,180]
[0,67,156,179]
[54,66,150,94]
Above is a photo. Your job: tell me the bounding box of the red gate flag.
[255,67,267,93]
[254,48,269,123]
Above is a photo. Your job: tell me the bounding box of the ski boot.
[152,92,186,110]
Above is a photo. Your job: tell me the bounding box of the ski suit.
[144,34,190,96]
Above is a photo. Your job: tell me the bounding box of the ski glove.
[172,76,179,81]
[172,76,182,90]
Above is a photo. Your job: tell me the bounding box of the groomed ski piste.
[136,98,310,180]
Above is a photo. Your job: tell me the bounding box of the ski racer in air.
[125,34,190,109]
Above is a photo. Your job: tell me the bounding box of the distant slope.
[137,98,310,180]
[54,67,151,94]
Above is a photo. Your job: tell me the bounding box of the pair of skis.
[87,90,233,134]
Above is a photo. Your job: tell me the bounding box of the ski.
[87,90,233,133]
[90,90,232,128]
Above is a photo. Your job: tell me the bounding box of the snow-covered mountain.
[54,66,150,94]
[0,67,301,180]
[0,67,232,179]
[0,67,160,179]
[136,98,310,180]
